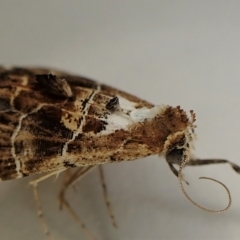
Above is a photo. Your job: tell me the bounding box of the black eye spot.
[106,96,119,111]
[166,148,183,164]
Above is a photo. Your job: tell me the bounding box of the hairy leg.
[98,165,117,228]
[58,166,97,240]
[29,169,65,240]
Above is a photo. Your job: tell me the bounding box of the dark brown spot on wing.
[0,98,11,111]
[31,139,64,157]
[21,105,74,139]
[83,116,107,134]
[106,96,119,111]
[36,74,73,98]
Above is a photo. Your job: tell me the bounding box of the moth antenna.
[178,153,232,213]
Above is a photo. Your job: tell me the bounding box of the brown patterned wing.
[0,67,155,180]
[0,67,193,181]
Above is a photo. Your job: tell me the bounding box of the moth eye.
[106,96,119,111]
[166,148,183,164]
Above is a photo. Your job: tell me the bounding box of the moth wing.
[0,67,154,180]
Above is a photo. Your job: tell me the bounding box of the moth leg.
[58,166,95,209]
[187,158,240,174]
[29,169,65,240]
[58,166,97,240]
[98,165,117,228]
[60,169,77,198]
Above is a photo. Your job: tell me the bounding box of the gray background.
[1,1,240,240]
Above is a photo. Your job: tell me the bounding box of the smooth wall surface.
[1,1,240,240]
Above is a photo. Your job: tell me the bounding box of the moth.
[0,66,240,240]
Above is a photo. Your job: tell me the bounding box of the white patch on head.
[98,111,133,135]
[96,96,138,135]
[98,100,166,136]
[117,96,137,111]
[130,106,164,122]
